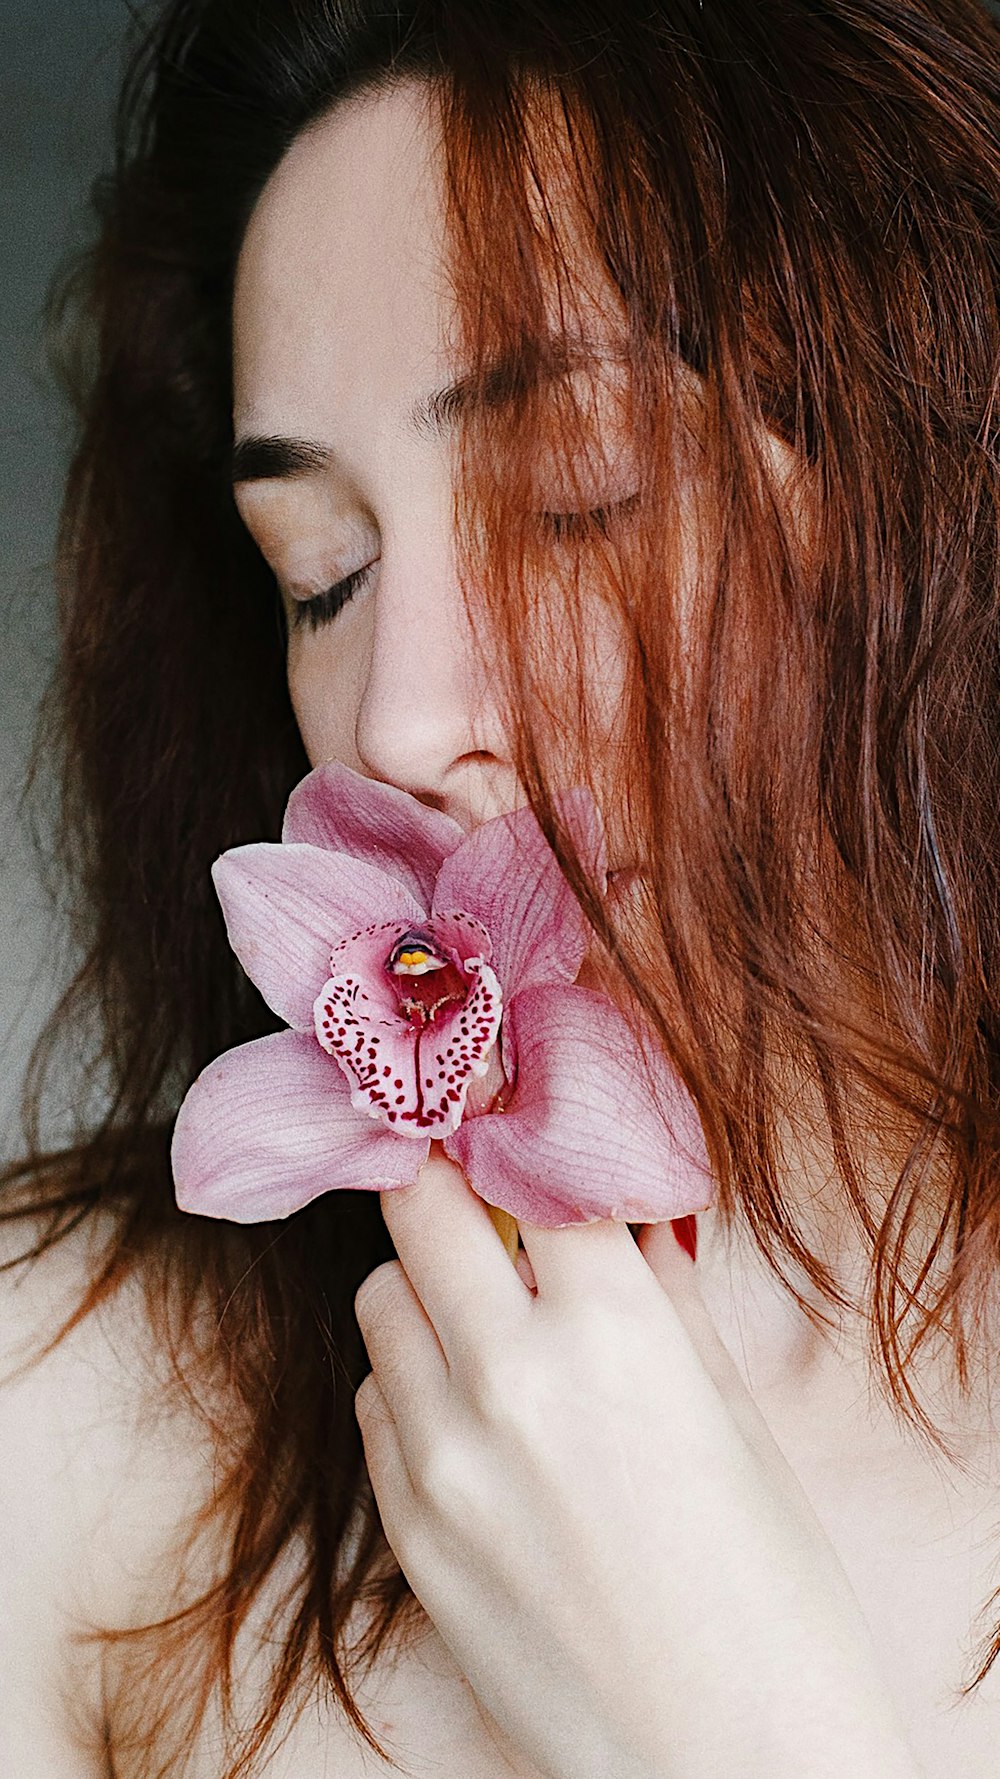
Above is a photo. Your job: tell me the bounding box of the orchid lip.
[381,926,477,1030]
[311,911,505,1137]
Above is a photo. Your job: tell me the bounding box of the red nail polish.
[671,1214,697,1261]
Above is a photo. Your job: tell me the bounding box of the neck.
[692,1078,1000,1465]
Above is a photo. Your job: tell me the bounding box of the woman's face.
[231,80,642,858]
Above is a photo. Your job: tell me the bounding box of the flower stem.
[487,1203,519,1263]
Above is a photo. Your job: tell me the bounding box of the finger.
[515,1209,649,1306]
[635,1217,701,1291]
[633,1217,727,1353]
[671,1213,699,1262]
[514,1246,538,1294]
[354,1258,448,1454]
[378,1145,531,1365]
[354,1369,418,1557]
[635,1216,727,1345]
[634,1220,792,1469]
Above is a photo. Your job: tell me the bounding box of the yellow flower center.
[388,932,450,978]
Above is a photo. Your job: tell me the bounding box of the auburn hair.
[7,0,1000,1771]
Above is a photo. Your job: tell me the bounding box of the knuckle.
[465,1352,523,1425]
[413,1432,476,1515]
[464,1345,547,1436]
[354,1259,402,1325]
[353,1369,381,1418]
[382,1498,427,1576]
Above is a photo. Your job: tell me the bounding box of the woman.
[2,1,999,1773]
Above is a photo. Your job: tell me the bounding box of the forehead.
[232,82,454,440]
[231,79,624,446]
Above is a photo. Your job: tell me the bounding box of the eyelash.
[289,489,641,632]
[291,562,375,632]
[543,488,641,543]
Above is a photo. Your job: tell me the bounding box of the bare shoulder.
[0,1206,221,1776]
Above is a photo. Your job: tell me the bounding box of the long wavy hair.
[7,0,1000,1772]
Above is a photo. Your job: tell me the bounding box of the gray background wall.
[1,0,126,1158]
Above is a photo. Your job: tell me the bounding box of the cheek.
[286,630,363,769]
[538,588,632,788]
[580,599,631,741]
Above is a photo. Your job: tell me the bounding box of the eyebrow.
[231,337,624,485]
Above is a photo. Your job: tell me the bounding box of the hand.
[353,1147,920,1779]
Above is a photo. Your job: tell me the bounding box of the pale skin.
[2,68,999,1779]
[227,79,983,1778]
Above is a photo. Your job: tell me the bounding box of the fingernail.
[671,1215,698,1262]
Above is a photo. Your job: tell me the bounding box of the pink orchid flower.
[170,761,714,1228]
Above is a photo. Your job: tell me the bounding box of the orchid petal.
[171,1030,426,1223]
[553,785,610,882]
[431,788,607,998]
[444,983,714,1226]
[213,843,421,1029]
[282,760,466,904]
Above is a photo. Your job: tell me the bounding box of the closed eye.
[288,489,641,632]
[542,488,641,541]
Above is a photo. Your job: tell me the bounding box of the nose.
[352,536,521,833]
